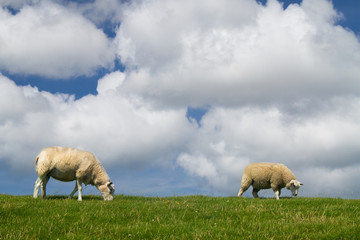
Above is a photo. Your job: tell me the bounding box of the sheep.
[33,147,115,201]
[237,162,303,200]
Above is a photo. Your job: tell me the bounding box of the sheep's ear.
[300,182,303,185]
[107,182,115,194]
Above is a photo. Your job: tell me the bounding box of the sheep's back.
[36,147,96,177]
[245,162,295,188]
[244,163,275,188]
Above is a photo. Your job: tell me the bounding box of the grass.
[0,195,359,239]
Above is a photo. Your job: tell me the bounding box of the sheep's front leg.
[33,177,41,198]
[274,189,281,200]
[272,184,281,200]
[252,188,260,198]
[76,179,82,201]
[68,182,78,199]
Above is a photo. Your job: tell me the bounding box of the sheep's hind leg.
[238,188,244,197]
[40,176,50,200]
[76,179,83,201]
[68,182,78,199]
[33,177,41,198]
[238,177,251,197]
[238,185,250,197]
[252,188,260,198]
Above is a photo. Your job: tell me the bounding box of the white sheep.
[237,162,303,200]
[33,147,115,201]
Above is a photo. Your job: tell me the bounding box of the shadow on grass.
[45,195,103,201]
[238,196,295,200]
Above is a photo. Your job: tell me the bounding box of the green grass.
[0,195,359,239]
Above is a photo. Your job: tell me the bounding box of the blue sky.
[1,0,360,199]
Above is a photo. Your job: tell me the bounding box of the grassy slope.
[0,195,359,239]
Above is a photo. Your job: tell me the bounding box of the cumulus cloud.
[0,74,68,171]
[0,73,194,173]
[116,0,360,106]
[0,1,115,78]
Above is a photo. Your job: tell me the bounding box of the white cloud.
[97,71,125,95]
[116,0,360,106]
[0,74,70,171]
[298,165,360,198]
[116,0,259,71]
[0,1,115,78]
[0,73,195,173]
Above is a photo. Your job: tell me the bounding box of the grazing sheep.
[237,162,302,200]
[33,147,115,201]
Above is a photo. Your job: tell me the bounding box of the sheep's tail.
[35,156,39,166]
[34,153,49,176]
[35,155,41,172]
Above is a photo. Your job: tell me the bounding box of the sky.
[0,0,359,199]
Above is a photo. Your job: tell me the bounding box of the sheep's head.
[289,180,303,196]
[98,182,115,201]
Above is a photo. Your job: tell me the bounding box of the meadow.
[0,195,359,239]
